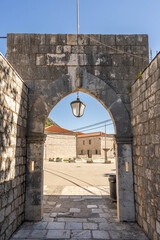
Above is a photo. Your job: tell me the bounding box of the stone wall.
[131,53,160,239]
[7,34,148,115]
[44,133,77,159]
[0,53,28,240]
[6,33,149,222]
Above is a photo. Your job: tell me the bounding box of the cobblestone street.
[11,162,148,239]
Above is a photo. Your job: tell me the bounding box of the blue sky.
[49,91,115,134]
[1,0,160,133]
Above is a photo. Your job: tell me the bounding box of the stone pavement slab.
[47,222,65,229]
[71,230,91,239]
[65,222,82,230]
[11,164,149,240]
[92,230,110,239]
[46,229,70,239]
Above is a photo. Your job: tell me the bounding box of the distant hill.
[45,117,59,128]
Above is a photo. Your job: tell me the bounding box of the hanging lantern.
[70,92,86,117]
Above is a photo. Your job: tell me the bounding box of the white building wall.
[44,133,77,159]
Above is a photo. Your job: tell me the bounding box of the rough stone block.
[63,45,71,53]
[150,58,158,76]
[36,54,46,65]
[78,34,89,45]
[101,35,116,46]
[46,34,57,45]
[67,34,77,45]
[0,208,5,222]
[89,34,101,45]
[116,35,136,46]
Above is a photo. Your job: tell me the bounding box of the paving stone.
[65,222,82,230]
[71,230,91,239]
[46,229,70,239]
[99,222,127,230]
[83,222,98,230]
[12,230,31,238]
[57,217,87,223]
[120,230,148,240]
[47,222,65,229]
[92,230,110,239]
[109,230,122,239]
[87,205,97,208]
[32,221,48,229]
[88,218,107,223]
[30,230,47,238]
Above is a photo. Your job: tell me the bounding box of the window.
[89,139,91,144]
[83,140,85,145]
[95,149,98,155]
[81,150,83,154]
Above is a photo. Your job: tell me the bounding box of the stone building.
[44,125,77,159]
[77,132,114,160]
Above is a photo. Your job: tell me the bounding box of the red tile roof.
[78,132,113,138]
[45,125,77,135]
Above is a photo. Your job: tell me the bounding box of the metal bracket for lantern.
[70,92,86,118]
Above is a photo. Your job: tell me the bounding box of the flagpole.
[77,0,79,34]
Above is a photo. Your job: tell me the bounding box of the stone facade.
[44,133,77,160]
[0,53,28,240]
[7,34,148,115]
[78,133,114,160]
[6,34,149,223]
[131,53,160,239]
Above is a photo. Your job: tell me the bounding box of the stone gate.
[0,33,149,239]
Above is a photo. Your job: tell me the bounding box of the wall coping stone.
[132,51,160,87]
[0,52,28,88]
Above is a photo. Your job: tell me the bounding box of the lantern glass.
[70,96,86,118]
[80,102,85,116]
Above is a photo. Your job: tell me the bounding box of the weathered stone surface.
[92,230,110,239]
[65,222,82,230]
[0,53,28,240]
[1,34,150,238]
[46,229,70,239]
[46,222,65,229]
[71,230,91,239]
[131,52,160,239]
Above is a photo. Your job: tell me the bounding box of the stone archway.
[25,69,135,222]
[7,33,148,224]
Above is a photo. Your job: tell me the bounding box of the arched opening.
[25,72,135,223]
[43,90,117,225]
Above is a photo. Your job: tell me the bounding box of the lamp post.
[70,92,86,118]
